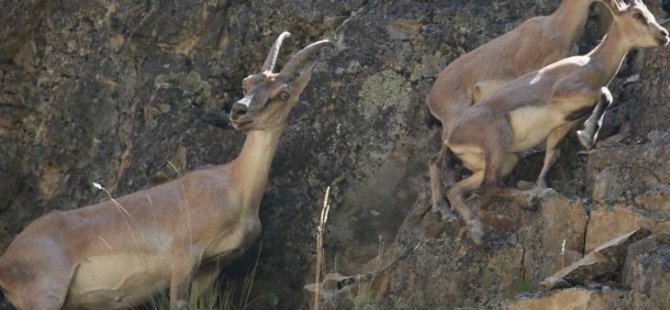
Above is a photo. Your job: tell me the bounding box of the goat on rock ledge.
[445,0,669,245]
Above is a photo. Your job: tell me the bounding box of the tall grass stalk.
[313,187,331,310]
[350,236,383,310]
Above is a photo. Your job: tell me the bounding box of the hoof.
[577,130,595,150]
[432,200,458,222]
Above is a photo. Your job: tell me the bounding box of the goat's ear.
[289,62,317,96]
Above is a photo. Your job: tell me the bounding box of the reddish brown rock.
[586,206,670,252]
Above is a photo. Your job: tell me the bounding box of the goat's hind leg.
[429,145,458,221]
[476,124,523,203]
[447,170,485,245]
[481,122,513,190]
[19,279,70,310]
[477,154,521,204]
[445,122,506,244]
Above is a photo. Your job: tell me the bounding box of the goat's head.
[230,32,333,131]
[605,0,669,47]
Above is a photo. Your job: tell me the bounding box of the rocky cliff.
[1,0,670,309]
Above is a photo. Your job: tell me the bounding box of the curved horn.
[262,31,291,72]
[279,39,334,78]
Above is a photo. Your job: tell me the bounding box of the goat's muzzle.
[230,102,248,119]
[229,99,254,130]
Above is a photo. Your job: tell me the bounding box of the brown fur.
[426,0,600,219]
[0,33,332,310]
[445,0,669,244]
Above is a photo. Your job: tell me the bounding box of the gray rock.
[623,234,670,309]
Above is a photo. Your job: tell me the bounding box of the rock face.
[506,288,631,310]
[1,0,670,309]
[541,228,650,290]
[623,235,670,309]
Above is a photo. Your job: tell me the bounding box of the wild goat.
[445,0,669,244]
[0,32,332,310]
[427,0,601,220]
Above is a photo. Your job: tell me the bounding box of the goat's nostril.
[231,103,248,116]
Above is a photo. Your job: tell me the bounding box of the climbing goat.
[0,32,332,310]
[427,0,601,220]
[445,0,669,244]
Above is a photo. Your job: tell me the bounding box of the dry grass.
[348,236,383,310]
[312,186,332,310]
[141,279,253,310]
[139,245,263,310]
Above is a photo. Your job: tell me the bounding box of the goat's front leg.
[536,123,574,189]
[170,253,200,310]
[577,87,613,149]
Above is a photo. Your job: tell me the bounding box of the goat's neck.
[230,128,283,216]
[550,0,595,47]
[587,23,630,85]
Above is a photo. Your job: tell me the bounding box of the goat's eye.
[634,12,646,23]
[280,92,289,100]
